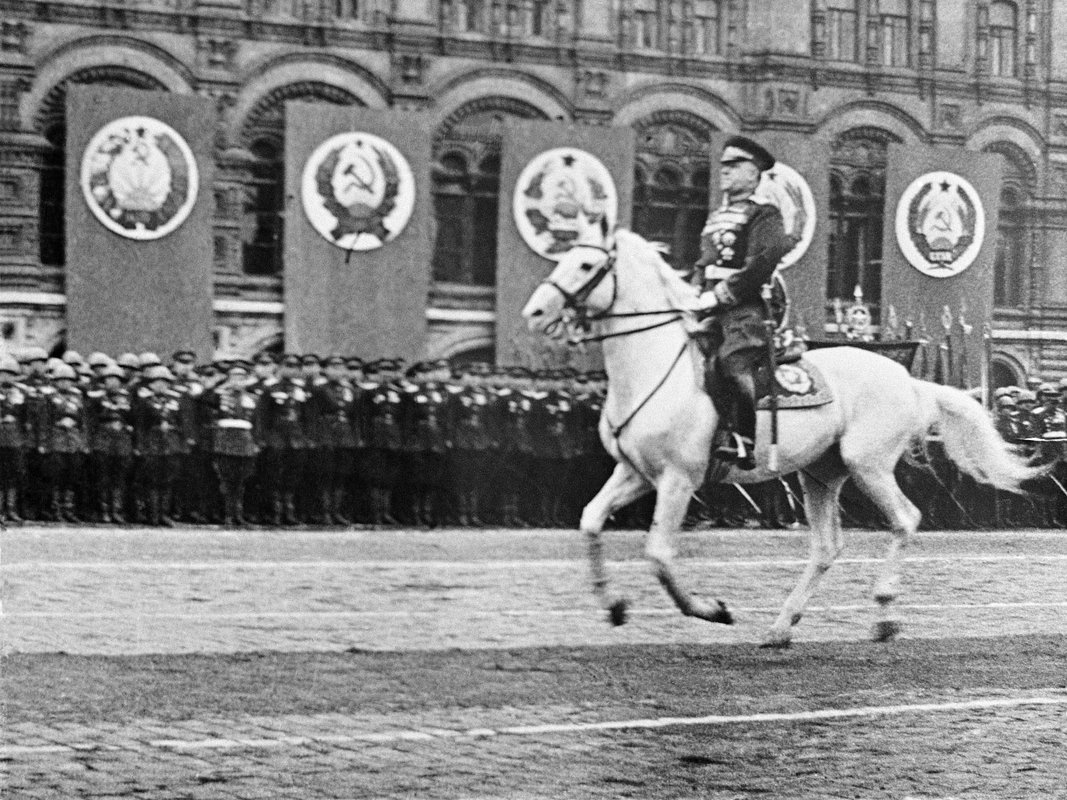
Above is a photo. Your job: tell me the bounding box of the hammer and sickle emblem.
[342,153,376,194]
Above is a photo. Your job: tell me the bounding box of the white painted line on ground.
[7,553,1067,571]
[5,693,1065,757]
[7,601,1067,620]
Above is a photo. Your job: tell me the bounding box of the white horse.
[522,228,1038,647]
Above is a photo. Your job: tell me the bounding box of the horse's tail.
[912,380,1043,493]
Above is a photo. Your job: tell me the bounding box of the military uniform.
[0,356,27,522]
[530,379,578,527]
[86,369,134,523]
[446,370,495,526]
[209,365,260,525]
[691,136,795,468]
[257,357,312,525]
[494,370,536,527]
[37,365,89,522]
[364,366,404,525]
[134,367,186,526]
[402,368,450,527]
[311,357,362,525]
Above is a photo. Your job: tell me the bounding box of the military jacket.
[447,385,495,451]
[38,385,89,453]
[171,378,205,449]
[995,412,1023,443]
[533,390,578,460]
[209,384,260,457]
[134,388,186,456]
[367,382,404,450]
[695,197,793,310]
[86,387,134,456]
[0,382,28,449]
[257,377,311,450]
[403,382,449,454]
[495,388,536,455]
[311,379,363,449]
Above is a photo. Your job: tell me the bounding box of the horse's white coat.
[522,229,1040,646]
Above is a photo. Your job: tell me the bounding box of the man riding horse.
[683,135,796,470]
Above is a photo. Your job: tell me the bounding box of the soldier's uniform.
[447,364,495,526]
[494,367,536,527]
[19,347,51,519]
[169,350,205,522]
[0,355,27,522]
[311,355,362,525]
[134,366,186,526]
[37,362,89,522]
[86,364,134,523]
[531,374,578,527]
[402,363,450,527]
[364,361,405,525]
[209,363,261,525]
[690,136,795,469]
[257,354,312,525]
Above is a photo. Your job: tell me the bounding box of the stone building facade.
[0,0,1065,384]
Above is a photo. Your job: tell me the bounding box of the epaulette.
[445,385,464,395]
[137,386,154,398]
[87,389,105,398]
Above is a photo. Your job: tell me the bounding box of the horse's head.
[522,221,616,337]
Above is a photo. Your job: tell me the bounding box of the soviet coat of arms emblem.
[895,171,986,278]
[80,116,199,241]
[512,148,618,261]
[754,161,816,269]
[300,132,416,252]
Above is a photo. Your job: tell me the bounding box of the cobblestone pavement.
[2,525,1066,799]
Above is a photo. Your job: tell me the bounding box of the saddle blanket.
[756,358,834,411]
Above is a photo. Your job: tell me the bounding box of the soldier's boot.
[234,493,249,527]
[134,495,148,525]
[468,491,483,527]
[284,493,300,526]
[0,486,7,522]
[332,489,351,526]
[98,489,113,524]
[424,493,439,529]
[5,488,21,522]
[49,489,63,522]
[62,489,81,523]
[380,489,397,526]
[160,489,176,528]
[319,489,335,525]
[270,494,284,527]
[147,490,161,526]
[221,490,236,526]
[456,492,470,527]
[552,496,567,528]
[538,496,553,528]
[110,488,126,524]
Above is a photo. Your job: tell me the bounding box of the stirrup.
[714,433,756,469]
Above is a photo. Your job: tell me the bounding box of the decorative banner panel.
[497,122,634,369]
[66,87,215,359]
[285,104,431,359]
[881,145,1003,388]
[706,132,830,337]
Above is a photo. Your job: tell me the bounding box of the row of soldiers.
[0,347,615,528]
[993,381,1067,443]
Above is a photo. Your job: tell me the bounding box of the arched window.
[827,129,898,324]
[632,0,661,49]
[691,1,722,56]
[431,99,546,286]
[826,0,859,60]
[632,113,714,272]
[989,1,1018,76]
[34,67,167,268]
[239,82,361,275]
[878,0,911,67]
[984,142,1035,309]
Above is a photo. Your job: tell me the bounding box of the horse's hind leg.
[646,469,733,625]
[763,462,848,649]
[846,466,921,642]
[580,463,652,626]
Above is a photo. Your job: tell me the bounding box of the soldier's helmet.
[0,353,20,374]
[101,363,125,380]
[116,352,140,369]
[993,387,1013,399]
[145,365,175,382]
[20,346,48,364]
[87,352,111,368]
[51,362,77,381]
[1038,382,1058,398]
[46,357,65,373]
[138,352,162,369]
[61,350,85,365]
[996,394,1017,408]
[1017,390,1037,404]
[1025,376,1042,390]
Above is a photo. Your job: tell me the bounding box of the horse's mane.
[615,228,697,309]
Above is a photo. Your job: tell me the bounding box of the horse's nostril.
[531,309,543,317]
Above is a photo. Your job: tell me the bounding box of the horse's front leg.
[646,470,733,625]
[580,463,652,626]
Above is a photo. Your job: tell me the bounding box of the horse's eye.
[579,262,594,272]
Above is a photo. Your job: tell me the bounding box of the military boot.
[110,488,126,524]
[4,487,20,523]
[319,489,334,525]
[284,493,300,526]
[98,490,113,524]
[270,494,284,526]
[159,489,176,527]
[332,488,350,526]
[62,490,81,523]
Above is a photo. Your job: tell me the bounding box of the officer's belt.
[704,265,740,281]
[216,419,253,430]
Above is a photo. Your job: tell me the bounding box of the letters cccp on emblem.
[512,148,619,261]
[895,171,986,279]
[301,132,416,252]
[80,116,199,241]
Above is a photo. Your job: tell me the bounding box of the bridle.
[538,243,683,344]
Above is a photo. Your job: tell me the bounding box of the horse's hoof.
[710,600,734,626]
[759,633,792,650]
[872,620,902,642]
[608,599,629,627]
